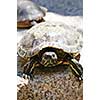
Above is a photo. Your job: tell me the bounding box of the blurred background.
[32,0,83,16]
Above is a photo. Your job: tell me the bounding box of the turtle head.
[41,51,58,67]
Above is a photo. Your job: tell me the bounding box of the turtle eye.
[52,53,57,59]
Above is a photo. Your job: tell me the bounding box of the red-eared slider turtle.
[17,21,83,80]
[17,0,47,28]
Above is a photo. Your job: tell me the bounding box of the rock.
[17,67,83,100]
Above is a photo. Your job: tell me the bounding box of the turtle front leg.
[69,59,83,80]
[65,53,83,80]
[22,56,38,80]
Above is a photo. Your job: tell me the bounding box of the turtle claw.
[17,72,32,80]
[22,73,30,79]
[22,73,34,80]
[79,74,83,81]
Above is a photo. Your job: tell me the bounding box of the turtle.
[17,0,47,28]
[17,21,83,80]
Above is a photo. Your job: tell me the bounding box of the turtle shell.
[17,0,47,27]
[17,21,83,59]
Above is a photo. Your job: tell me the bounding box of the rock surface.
[17,66,83,100]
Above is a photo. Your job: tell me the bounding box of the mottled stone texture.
[17,66,83,100]
[32,0,83,16]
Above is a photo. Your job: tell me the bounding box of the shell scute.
[18,21,83,58]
